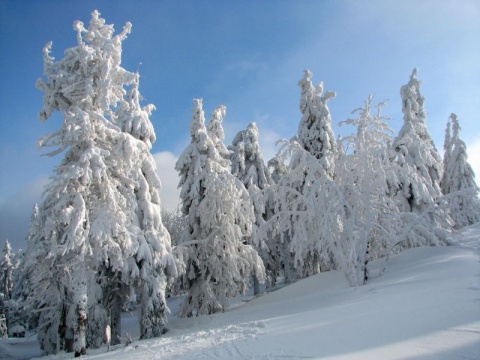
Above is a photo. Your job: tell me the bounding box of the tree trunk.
[110,295,122,345]
[253,275,261,296]
[71,264,87,357]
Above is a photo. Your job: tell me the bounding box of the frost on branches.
[23,11,175,355]
[441,114,480,228]
[390,69,452,247]
[175,99,264,317]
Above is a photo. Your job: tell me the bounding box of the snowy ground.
[2,224,479,360]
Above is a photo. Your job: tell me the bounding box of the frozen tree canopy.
[23,10,176,355]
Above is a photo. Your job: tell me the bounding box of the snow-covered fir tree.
[390,68,452,247]
[175,99,264,317]
[441,113,480,228]
[229,122,274,293]
[267,70,338,280]
[23,11,175,355]
[206,105,230,166]
[0,240,14,301]
[114,80,177,340]
[297,70,337,174]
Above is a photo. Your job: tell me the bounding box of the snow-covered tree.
[114,80,177,340]
[0,241,14,300]
[336,96,402,284]
[441,113,480,228]
[230,123,274,293]
[24,11,176,354]
[207,105,230,166]
[390,68,452,246]
[296,69,337,175]
[263,97,402,287]
[176,99,264,317]
[275,70,338,279]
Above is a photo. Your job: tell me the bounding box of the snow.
[2,224,480,359]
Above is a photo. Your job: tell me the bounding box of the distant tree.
[176,99,264,317]
[390,69,452,247]
[441,113,480,228]
[0,240,14,300]
[230,122,273,293]
[24,10,176,355]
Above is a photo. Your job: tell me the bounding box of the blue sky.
[1,0,479,250]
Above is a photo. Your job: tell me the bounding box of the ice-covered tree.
[0,240,14,300]
[390,68,451,246]
[175,99,264,317]
[441,114,480,228]
[24,11,175,354]
[230,123,274,293]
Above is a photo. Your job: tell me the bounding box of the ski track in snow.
[114,321,268,360]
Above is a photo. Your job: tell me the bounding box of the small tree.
[441,114,480,228]
[176,99,264,317]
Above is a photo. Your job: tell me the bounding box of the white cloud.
[153,151,181,212]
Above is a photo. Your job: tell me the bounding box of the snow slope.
[2,224,480,359]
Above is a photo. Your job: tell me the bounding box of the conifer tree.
[441,113,480,228]
[176,99,264,317]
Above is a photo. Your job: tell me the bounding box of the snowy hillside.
[2,224,479,360]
